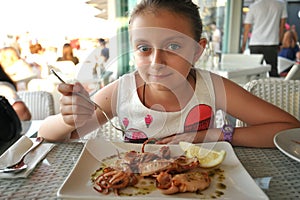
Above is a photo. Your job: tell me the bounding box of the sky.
[0,0,116,39]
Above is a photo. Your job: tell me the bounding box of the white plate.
[274,128,300,162]
[57,139,268,200]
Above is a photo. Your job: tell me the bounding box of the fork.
[50,69,125,134]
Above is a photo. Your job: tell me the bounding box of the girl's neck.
[139,70,196,112]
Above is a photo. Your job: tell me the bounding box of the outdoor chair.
[236,78,300,127]
[17,91,55,120]
[278,56,295,75]
[83,117,122,141]
[284,63,300,80]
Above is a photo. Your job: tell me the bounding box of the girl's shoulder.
[118,71,138,91]
[119,71,136,82]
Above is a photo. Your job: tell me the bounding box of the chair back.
[278,56,295,74]
[17,91,55,120]
[83,117,123,141]
[284,63,300,80]
[236,78,300,127]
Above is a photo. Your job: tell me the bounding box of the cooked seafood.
[91,139,211,195]
[156,170,211,194]
[93,167,138,195]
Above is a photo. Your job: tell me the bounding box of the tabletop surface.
[209,64,271,77]
[1,141,300,200]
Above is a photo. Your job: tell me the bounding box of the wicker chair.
[84,117,123,141]
[17,91,55,120]
[236,78,300,127]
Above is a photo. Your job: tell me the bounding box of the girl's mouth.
[149,73,172,80]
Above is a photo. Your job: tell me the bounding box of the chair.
[83,117,122,141]
[17,91,55,120]
[236,78,300,127]
[284,63,300,80]
[278,56,295,74]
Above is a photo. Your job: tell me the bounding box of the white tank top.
[117,69,216,142]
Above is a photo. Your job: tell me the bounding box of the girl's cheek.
[135,56,151,67]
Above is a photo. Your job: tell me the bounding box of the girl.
[39,0,300,147]
[279,30,299,61]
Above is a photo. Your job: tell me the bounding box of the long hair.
[62,43,74,59]
[282,30,298,48]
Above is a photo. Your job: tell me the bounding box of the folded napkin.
[0,136,55,178]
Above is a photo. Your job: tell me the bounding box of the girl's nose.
[151,48,165,69]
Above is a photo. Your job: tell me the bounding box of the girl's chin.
[146,80,177,91]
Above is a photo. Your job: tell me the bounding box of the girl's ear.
[193,38,207,63]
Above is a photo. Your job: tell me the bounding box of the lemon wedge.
[179,141,226,168]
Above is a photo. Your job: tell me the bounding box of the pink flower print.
[122,117,129,128]
[144,114,153,128]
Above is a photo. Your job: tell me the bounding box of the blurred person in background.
[279,30,299,61]
[98,38,109,63]
[0,64,31,121]
[210,21,222,53]
[26,43,47,78]
[278,30,299,76]
[57,43,79,65]
[93,38,112,85]
[0,46,35,90]
[241,0,287,77]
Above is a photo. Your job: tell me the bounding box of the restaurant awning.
[0,0,114,39]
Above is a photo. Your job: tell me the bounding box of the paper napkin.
[0,136,55,178]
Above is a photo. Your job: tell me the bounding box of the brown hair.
[62,43,74,59]
[29,43,43,54]
[282,30,298,48]
[129,0,203,42]
[57,43,79,65]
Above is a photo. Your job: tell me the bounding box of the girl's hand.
[57,82,95,128]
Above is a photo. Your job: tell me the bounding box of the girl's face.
[130,9,206,90]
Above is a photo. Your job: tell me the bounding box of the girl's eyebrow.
[164,35,186,43]
[133,35,187,44]
[133,39,149,44]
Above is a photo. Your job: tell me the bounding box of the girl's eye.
[137,45,151,52]
[167,43,181,51]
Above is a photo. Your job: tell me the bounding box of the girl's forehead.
[130,9,195,40]
[130,27,196,45]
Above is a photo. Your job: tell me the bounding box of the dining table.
[0,137,299,199]
[199,63,271,86]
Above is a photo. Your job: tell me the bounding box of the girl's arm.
[158,75,300,147]
[38,80,119,142]
[214,75,300,147]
